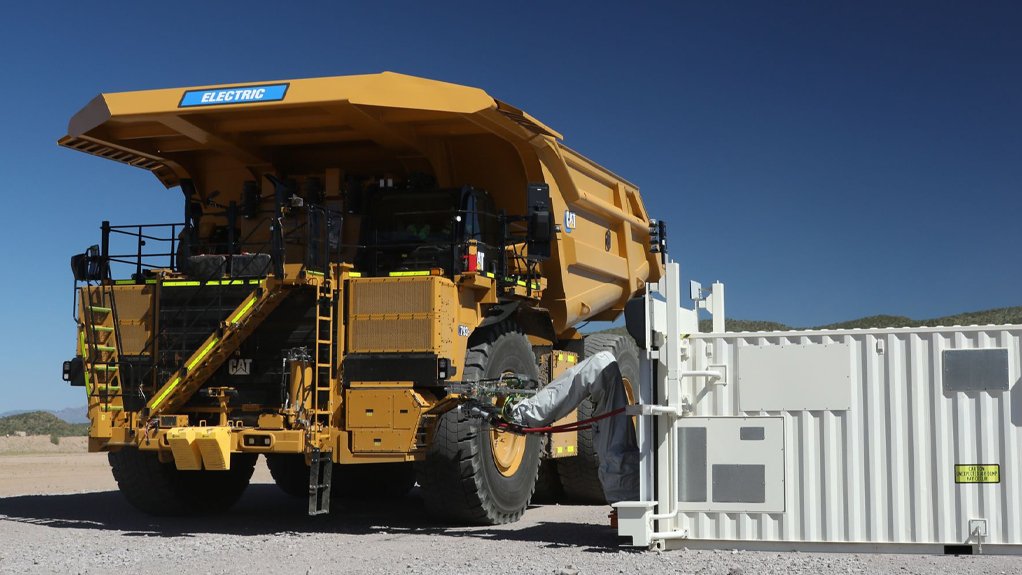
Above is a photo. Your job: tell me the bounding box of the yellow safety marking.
[150,335,220,410]
[484,272,495,278]
[955,464,999,484]
[567,445,575,453]
[348,272,362,278]
[556,354,563,361]
[556,446,563,453]
[114,279,135,285]
[79,331,91,395]
[230,297,257,323]
[306,270,324,276]
[568,356,577,363]
[186,338,220,370]
[389,271,430,277]
[150,376,181,409]
[164,279,258,287]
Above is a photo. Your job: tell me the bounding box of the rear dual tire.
[108,448,257,515]
[265,454,416,499]
[555,333,640,504]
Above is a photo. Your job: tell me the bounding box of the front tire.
[419,329,542,524]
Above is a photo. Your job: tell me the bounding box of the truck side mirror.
[71,245,103,282]
[526,183,554,261]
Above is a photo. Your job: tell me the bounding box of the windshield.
[371,192,458,246]
[360,189,460,275]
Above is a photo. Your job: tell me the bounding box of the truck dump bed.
[61,72,661,332]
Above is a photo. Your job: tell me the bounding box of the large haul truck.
[59,72,662,524]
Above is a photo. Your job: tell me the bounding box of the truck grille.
[347,277,454,353]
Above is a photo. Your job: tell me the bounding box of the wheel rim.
[622,376,638,431]
[490,427,526,477]
[490,383,527,477]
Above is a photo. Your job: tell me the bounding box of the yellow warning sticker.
[955,464,1000,484]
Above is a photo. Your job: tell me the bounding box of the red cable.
[494,406,628,434]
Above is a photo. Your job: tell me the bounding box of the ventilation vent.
[58,136,178,187]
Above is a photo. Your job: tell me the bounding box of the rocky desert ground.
[0,440,1018,574]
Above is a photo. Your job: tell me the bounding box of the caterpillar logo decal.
[228,358,253,375]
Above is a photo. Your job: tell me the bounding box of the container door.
[675,416,785,513]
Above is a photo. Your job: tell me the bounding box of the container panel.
[679,326,1022,546]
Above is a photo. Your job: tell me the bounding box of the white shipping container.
[642,325,1022,553]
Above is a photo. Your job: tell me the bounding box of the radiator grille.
[350,279,433,315]
[349,317,433,352]
[347,277,454,354]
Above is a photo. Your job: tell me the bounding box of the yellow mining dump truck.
[59,72,662,524]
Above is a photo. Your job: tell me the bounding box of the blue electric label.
[178,83,289,107]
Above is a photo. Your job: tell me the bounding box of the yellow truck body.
[61,72,662,523]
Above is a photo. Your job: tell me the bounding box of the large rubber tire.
[108,448,257,515]
[265,453,308,497]
[530,458,564,504]
[419,329,542,525]
[266,455,417,499]
[335,462,417,499]
[556,332,640,504]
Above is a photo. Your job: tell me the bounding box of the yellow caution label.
[955,464,1000,484]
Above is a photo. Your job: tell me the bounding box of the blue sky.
[1,2,1019,411]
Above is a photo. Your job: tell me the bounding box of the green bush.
[0,411,89,437]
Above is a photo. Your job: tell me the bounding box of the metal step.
[308,448,332,516]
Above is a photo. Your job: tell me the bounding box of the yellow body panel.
[346,389,429,454]
[547,351,580,458]
[166,427,203,470]
[195,427,232,470]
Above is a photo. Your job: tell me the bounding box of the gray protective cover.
[508,351,639,502]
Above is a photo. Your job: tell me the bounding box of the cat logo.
[564,210,577,233]
[228,358,253,375]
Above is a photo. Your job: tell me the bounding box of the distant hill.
[0,411,89,437]
[816,307,1022,330]
[598,306,1022,337]
[50,406,89,424]
[0,406,88,424]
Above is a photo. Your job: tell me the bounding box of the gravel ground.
[0,453,1019,575]
[0,436,88,454]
